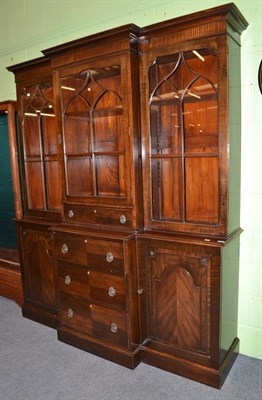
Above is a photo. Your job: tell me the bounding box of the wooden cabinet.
[7,3,247,388]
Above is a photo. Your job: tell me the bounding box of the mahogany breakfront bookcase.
[7,4,248,388]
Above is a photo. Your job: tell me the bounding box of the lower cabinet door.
[21,226,57,310]
[142,242,212,359]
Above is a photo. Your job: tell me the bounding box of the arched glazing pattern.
[61,66,125,198]
[22,82,61,211]
[149,48,219,224]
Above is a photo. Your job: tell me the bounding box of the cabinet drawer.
[89,270,126,309]
[54,233,86,265]
[91,304,127,347]
[57,263,89,299]
[64,204,132,228]
[86,238,124,274]
[60,294,92,335]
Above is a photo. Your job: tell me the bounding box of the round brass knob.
[61,243,68,254]
[108,286,116,297]
[106,252,114,263]
[68,209,74,218]
[200,257,207,266]
[64,275,71,285]
[119,215,126,224]
[110,323,118,333]
[67,308,74,318]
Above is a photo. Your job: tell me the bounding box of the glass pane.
[42,113,57,155]
[185,157,219,223]
[151,158,183,221]
[93,69,122,153]
[93,109,121,153]
[45,160,62,210]
[66,157,92,196]
[184,100,218,153]
[184,78,218,154]
[23,115,40,156]
[64,115,90,154]
[62,72,91,155]
[61,72,90,110]
[185,49,217,84]
[150,105,181,156]
[95,156,121,197]
[25,162,45,209]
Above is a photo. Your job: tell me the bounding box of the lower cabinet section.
[16,222,241,387]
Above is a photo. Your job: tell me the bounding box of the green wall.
[0,0,261,359]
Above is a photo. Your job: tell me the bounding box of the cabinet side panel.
[220,235,240,363]
[228,36,241,234]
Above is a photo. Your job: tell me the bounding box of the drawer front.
[89,270,126,310]
[58,263,89,299]
[64,204,132,228]
[54,233,86,265]
[60,294,92,335]
[91,304,127,347]
[86,239,124,273]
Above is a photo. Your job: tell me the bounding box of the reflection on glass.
[149,48,219,224]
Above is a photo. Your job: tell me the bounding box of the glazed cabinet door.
[140,37,228,236]
[139,239,215,366]
[15,61,62,220]
[60,62,125,199]
[19,225,57,312]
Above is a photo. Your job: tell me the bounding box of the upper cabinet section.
[8,58,62,220]
[44,25,143,229]
[7,4,247,234]
[139,3,248,238]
